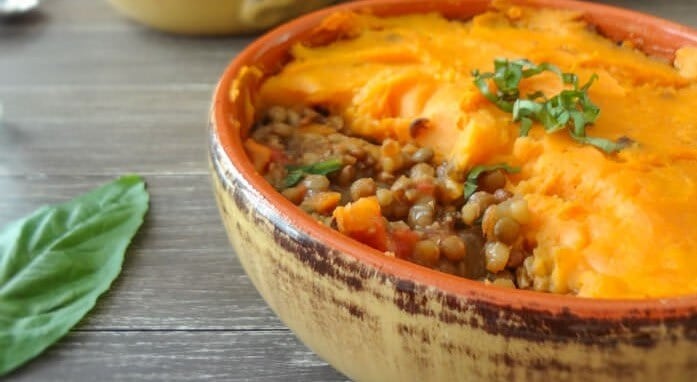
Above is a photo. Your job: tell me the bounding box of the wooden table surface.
[1,1,695,381]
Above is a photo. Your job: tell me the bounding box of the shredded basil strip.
[473,59,632,154]
[283,158,343,188]
[464,164,521,199]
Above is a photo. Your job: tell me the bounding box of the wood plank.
[0,86,214,175]
[3,330,348,382]
[0,174,287,330]
[0,0,252,87]
[0,24,252,87]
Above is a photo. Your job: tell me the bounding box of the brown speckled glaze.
[209,1,697,380]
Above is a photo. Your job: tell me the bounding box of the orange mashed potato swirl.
[254,6,697,298]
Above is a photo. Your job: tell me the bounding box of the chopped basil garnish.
[464,163,521,199]
[283,158,343,188]
[473,58,632,154]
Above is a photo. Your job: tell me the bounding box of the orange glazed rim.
[212,0,697,320]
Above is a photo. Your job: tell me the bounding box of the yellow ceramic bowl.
[209,0,697,380]
[107,0,336,35]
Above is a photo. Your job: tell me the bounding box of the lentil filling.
[249,105,533,288]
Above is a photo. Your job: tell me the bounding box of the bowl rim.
[212,0,697,320]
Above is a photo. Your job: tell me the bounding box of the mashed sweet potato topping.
[252,5,697,298]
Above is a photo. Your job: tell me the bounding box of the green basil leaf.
[513,99,541,119]
[519,118,533,137]
[570,111,586,135]
[496,63,522,96]
[473,74,506,108]
[523,62,562,79]
[526,90,545,100]
[283,158,343,188]
[579,73,599,91]
[0,175,149,376]
[283,169,306,188]
[307,158,343,175]
[581,96,600,123]
[464,164,521,199]
[562,72,577,85]
[570,134,632,154]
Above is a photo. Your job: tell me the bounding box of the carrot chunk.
[333,196,388,251]
[244,138,273,172]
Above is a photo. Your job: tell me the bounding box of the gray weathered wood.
[0,87,214,175]
[0,1,252,87]
[1,0,695,381]
[0,30,251,87]
[3,331,348,382]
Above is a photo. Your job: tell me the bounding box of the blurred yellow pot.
[107,0,336,35]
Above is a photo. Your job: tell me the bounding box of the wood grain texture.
[0,0,695,381]
[0,87,214,175]
[3,331,348,382]
[0,0,252,87]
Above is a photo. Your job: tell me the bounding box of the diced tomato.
[388,228,419,259]
[270,147,288,165]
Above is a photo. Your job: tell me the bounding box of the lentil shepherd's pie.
[238,2,697,299]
